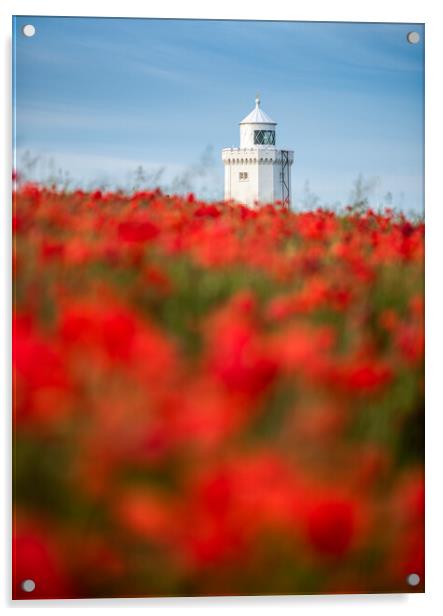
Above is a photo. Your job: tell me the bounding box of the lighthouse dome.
[240,96,277,125]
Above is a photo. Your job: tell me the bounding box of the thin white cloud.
[16,102,149,131]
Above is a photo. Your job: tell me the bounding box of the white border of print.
[1,1,442,615]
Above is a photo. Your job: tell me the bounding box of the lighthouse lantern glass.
[254,130,275,145]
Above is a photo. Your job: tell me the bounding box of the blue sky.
[13,17,424,212]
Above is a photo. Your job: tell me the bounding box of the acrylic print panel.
[12,16,424,599]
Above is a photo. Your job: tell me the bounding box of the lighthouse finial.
[255,93,260,107]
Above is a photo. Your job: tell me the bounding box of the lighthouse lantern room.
[221,97,294,208]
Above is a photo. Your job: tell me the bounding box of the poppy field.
[13,185,424,599]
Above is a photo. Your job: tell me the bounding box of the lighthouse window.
[239,172,248,181]
[254,130,275,145]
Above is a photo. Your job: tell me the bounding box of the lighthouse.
[221,96,294,208]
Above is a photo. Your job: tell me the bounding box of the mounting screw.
[22,24,36,37]
[407,32,420,45]
[21,579,36,593]
[406,573,421,587]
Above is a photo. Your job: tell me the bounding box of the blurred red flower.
[305,497,358,558]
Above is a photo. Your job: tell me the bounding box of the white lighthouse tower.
[221,96,294,208]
